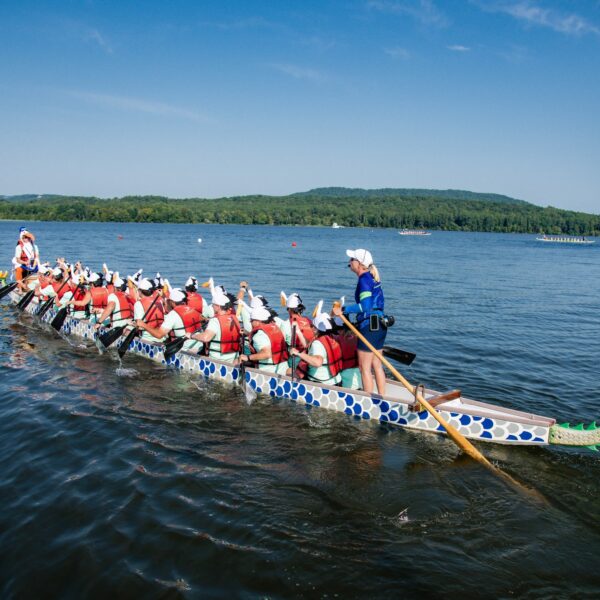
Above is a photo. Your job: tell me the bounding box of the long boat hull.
[7,290,566,450]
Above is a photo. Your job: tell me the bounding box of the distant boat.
[536,235,595,245]
[398,229,431,236]
[331,222,344,229]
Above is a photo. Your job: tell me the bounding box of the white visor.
[169,288,186,303]
[313,312,333,332]
[250,306,271,322]
[185,276,197,288]
[250,295,268,309]
[286,293,302,309]
[138,278,153,291]
[346,248,373,267]
[211,290,230,306]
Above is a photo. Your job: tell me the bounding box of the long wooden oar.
[16,289,36,311]
[334,305,548,500]
[50,282,84,331]
[334,305,491,462]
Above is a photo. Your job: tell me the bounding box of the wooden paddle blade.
[0,282,18,300]
[16,290,36,311]
[50,307,68,331]
[99,325,125,348]
[382,345,416,366]
[163,337,185,360]
[118,328,139,358]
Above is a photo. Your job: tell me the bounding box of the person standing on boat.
[291,311,343,386]
[332,248,386,395]
[239,305,289,374]
[186,287,241,363]
[136,288,204,352]
[13,227,40,292]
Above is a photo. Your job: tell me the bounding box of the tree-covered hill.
[0,190,598,235]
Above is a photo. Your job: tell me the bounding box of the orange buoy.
[291,242,297,247]
[117,235,123,240]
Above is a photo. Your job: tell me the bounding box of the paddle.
[163,336,185,361]
[50,282,84,331]
[290,324,297,397]
[382,345,416,366]
[36,277,70,319]
[0,282,18,300]
[16,289,36,311]
[117,293,161,358]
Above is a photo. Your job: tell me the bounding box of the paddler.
[238,305,289,374]
[136,288,203,352]
[280,291,314,351]
[93,273,134,331]
[186,286,241,362]
[13,227,40,291]
[133,278,165,343]
[69,272,108,322]
[38,262,74,307]
[332,248,387,395]
[333,318,362,390]
[184,276,213,319]
[291,307,343,386]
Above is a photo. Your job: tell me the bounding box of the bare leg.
[372,353,386,395]
[358,350,374,394]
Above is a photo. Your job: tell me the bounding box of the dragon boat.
[6,289,599,453]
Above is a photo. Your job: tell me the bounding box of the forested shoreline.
[1,190,599,235]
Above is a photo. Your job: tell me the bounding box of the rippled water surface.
[1,221,599,598]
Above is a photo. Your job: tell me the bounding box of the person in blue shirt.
[332,248,387,395]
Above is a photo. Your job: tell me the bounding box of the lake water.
[1,221,599,598]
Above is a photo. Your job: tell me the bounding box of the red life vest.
[186,291,204,313]
[251,322,289,365]
[172,305,202,335]
[335,332,359,370]
[290,314,315,349]
[106,284,115,295]
[52,280,73,301]
[208,313,241,355]
[113,291,133,320]
[139,293,165,329]
[90,287,109,310]
[72,286,87,303]
[296,334,343,382]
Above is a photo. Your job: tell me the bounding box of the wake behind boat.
[6,288,599,453]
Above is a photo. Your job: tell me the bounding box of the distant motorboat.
[331,222,344,229]
[398,229,431,236]
[536,234,594,245]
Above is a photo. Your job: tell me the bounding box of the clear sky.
[1,1,599,212]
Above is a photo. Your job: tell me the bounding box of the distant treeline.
[1,191,599,235]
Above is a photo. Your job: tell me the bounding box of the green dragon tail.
[549,422,599,451]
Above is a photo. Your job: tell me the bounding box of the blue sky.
[0,1,599,212]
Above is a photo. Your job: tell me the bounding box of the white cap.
[52,267,62,277]
[185,276,197,288]
[113,272,125,287]
[313,312,333,332]
[250,295,268,309]
[346,248,373,267]
[284,292,302,309]
[89,272,101,283]
[39,264,52,275]
[211,289,230,306]
[250,305,271,322]
[169,288,186,303]
[138,278,153,291]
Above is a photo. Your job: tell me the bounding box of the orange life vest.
[139,293,165,329]
[296,334,343,382]
[72,285,87,303]
[251,322,289,365]
[208,313,241,355]
[90,287,109,310]
[290,314,315,350]
[186,291,204,314]
[172,305,202,336]
[112,291,133,320]
[335,331,359,370]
